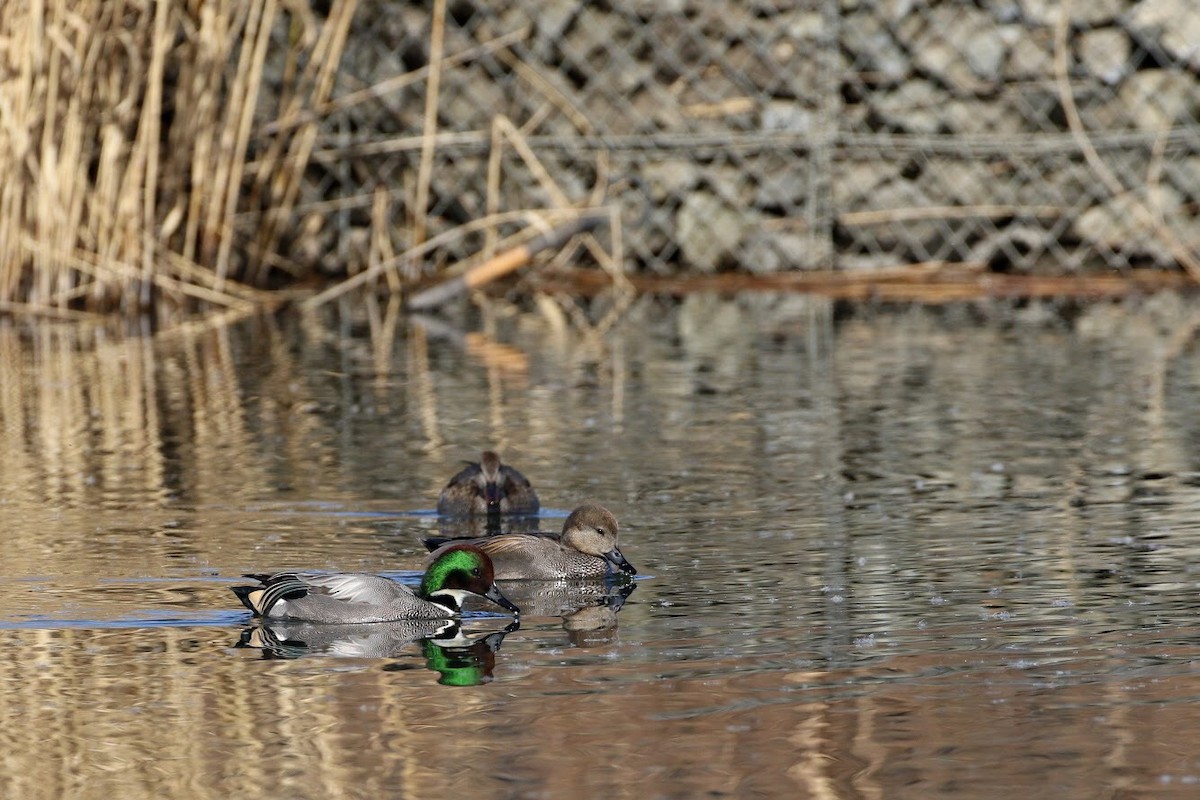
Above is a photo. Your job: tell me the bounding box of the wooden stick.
[406,211,608,310]
[532,264,1197,302]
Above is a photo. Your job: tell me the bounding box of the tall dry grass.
[0,0,357,318]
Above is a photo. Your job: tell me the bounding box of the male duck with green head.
[232,544,520,623]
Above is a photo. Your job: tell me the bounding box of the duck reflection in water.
[433,509,542,542]
[478,579,637,648]
[236,619,519,686]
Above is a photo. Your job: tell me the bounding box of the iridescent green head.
[420,544,520,615]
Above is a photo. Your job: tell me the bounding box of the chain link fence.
[294,0,1200,282]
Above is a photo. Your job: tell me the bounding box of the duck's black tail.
[231,574,308,617]
[422,537,452,552]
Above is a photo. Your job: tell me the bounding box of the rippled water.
[4,294,1200,798]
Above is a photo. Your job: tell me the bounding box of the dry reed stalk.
[368,185,401,294]
[0,0,359,317]
[412,0,447,249]
[248,0,358,286]
[473,107,627,329]
[300,208,587,309]
[259,26,530,138]
[209,0,277,289]
[406,211,610,311]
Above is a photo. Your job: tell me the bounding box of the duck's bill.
[484,583,521,614]
[604,547,637,576]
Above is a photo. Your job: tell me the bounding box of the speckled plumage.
[437,450,540,516]
[231,544,519,622]
[424,503,636,580]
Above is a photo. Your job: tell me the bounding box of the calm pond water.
[3,292,1200,798]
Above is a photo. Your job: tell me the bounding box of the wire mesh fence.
[295,0,1200,284]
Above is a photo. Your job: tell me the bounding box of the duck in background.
[437,450,540,517]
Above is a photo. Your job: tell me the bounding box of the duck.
[437,450,540,516]
[231,544,520,622]
[423,502,636,580]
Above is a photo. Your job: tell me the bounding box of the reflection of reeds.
[0,1,354,317]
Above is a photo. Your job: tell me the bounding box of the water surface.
[2,294,1200,798]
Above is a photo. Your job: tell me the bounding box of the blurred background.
[1,0,1197,318]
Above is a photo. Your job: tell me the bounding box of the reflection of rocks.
[678,294,752,394]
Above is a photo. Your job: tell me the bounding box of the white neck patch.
[429,588,472,612]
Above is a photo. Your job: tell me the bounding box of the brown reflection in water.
[0,318,346,510]
[9,297,1200,799]
[2,620,1196,800]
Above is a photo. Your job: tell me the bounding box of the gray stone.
[1074,185,1193,264]
[785,11,826,39]
[965,26,1007,82]
[642,159,700,202]
[925,160,1001,206]
[1129,0,1200,69]
[1078,28,1131,86]
[1019,0,1125,26]
[628,0,685,12]
[853,179,940,251]
[537,0,579,42]
[1163,156,1200,203]
[842,13,909,84]
[909,6,999,92]
[968,224,1057,272]
[676,191,754,272]
[762,101,815,133]
[755,163,808,209]
[1009,161,1086,209]
[832,161,896,210]
[871,80,946,134]
[1117,70,1198,132]
[568,6,627,60]
[742,230,814,274]
[709,163,753,207]
[940,96,1030,135]
[879,0,918,24]
[1004,28,1054,80]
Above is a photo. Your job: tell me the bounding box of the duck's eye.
[472,567,481,577]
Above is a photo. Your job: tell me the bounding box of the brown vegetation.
[0,0,356,319]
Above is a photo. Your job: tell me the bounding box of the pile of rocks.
[312,0,1200,278]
